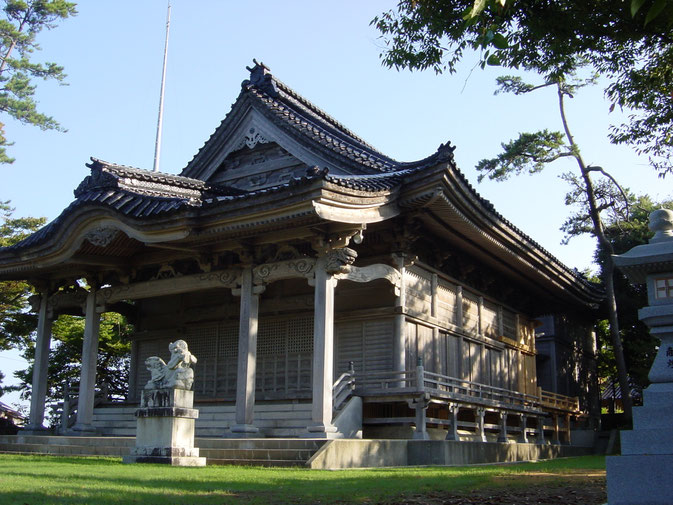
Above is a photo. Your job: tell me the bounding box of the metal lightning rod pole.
[153,2,171,173]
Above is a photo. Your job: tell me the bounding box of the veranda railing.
[347,365,579,415]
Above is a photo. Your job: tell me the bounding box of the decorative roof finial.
[242,59,279,98]
[436,141,456,163]
[649,208,673,243]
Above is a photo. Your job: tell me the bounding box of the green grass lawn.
[0,454,605,505]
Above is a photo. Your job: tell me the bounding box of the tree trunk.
[557,83,633,423]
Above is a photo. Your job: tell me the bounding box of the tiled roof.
[3,159,247,253]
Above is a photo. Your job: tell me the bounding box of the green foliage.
[0,202,45,351]
[475,73,597,183]
[372,0,673,175]
[0,202,44,396]
[560,172,632,245]
[12,311,132,421]
[607,44,673,176]
[0,0,77,163]
[476,130,569,182]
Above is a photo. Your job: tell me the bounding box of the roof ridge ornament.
[74,161,119,197]
[435,141,456,163]
[242,59,279,98]
[306,166,329,178]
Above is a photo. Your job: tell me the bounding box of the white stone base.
[125,388,205,467]
[123,456,206,466]
[123,446,206,466]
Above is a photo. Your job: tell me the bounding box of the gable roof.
[181,61,453,181]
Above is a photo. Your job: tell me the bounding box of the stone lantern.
[607,208,673,505]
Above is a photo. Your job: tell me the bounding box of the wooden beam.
[96,268,242,304]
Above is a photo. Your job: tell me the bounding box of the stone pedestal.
[606,384,673,504]
[123,388,205,466]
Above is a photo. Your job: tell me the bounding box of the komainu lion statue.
[144,340,197,390]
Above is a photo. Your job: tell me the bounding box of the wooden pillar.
[497,411,509,443]
[393,254,407,373]
[24,290,52,433]
[232,266,264,436]
[72,286,101,434]
[537,417,546,445]
[518,414,529,443]
[565,413,572,445]
[476,407,487,442]
[128,340,139,402]
[446,403,460,441]
[553,414,561,445]
[497,305,504,336]
[430,273,438,318]
[412,360,430,440]
[455,286,464,380]
[307,255,338,437]
[455,286,464,328]
[412,398,430,440]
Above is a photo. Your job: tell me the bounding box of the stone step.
[0,443,129,457]
[90,420,137,428]
[0,435,134,447]
[92,416,312,437]
[199,448,315,461]
[206,458,305,467]
[94,428,136,437]
[0,436,324,466]
[264,428,308,437]
[196,438,326,450]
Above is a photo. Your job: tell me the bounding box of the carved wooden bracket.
[333,263,402,296]
[407,393,431,410]
[253,257,316,285]
[325,247,357,274]
[40,288,88,318]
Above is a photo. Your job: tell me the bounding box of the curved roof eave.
[399,165,603,309]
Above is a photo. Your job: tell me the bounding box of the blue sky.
[0,1,670,408]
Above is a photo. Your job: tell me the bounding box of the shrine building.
[0,63,602,457]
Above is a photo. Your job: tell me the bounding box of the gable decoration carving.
[83,227,119,248]
[234,126,270,151]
